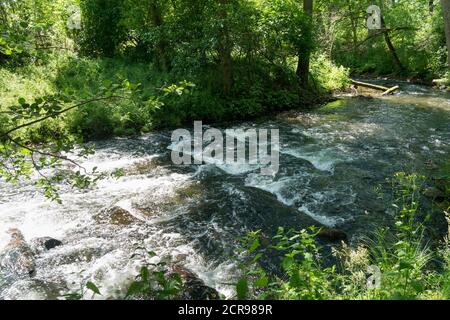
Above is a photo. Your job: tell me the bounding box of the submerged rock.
[171,265,220,300]
[29,237,63,255]
[424,187,445,201]
[0,229,36,279]
[317,227,348,242]
[94,203,141,225]
[0,278,64,300]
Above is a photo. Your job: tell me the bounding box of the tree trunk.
[296,0,313,88]
[380,16,405,71]
[347,1,358,54]
[149,1,169,70]
[218,0,233,95]
[441,0,450,69]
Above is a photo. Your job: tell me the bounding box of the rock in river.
[94,205,136,225]
[29,237,63,255]
[171,265,220,300]
[94,200,147,225]
[0,229,36,279]
[423,187,445,201]
[317,227,348,242]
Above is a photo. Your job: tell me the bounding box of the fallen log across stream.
[381,85,400,96]
[350,79,399,95]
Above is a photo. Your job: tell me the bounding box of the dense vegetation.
[1,0,450,300]
[1,1,448,141]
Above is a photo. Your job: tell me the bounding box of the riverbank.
[0,52,348,144]
[351,72,450,91]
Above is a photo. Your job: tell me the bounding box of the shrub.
[310,54,349,92]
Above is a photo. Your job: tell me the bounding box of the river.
[0,82,449,299]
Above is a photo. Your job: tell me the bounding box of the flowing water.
[0,82,449,299]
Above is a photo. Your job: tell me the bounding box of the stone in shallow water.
[171,265,220,300]
[1,278,64,300]
[317,227,348,242]
[124,157,162,175]
[29,237,63,255]
[0,229,36,279]
[94,204,142,225]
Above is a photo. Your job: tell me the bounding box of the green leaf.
[399,261,413,270]
[140,267,149,282]
[63,293,83,300]
[254,275,269,288]
[236,278,248,300]
[19,148,31,156]
[102,79,113,88]
[86,281,101,295]
[248,238,260,253]
[126,281,144,297]
[252,252,263,263]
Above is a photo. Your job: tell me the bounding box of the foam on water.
[298,205,344,227]
[245,174,304,206]
[244,173,354,228]
[282,147,348,172]
[0,139,227,299]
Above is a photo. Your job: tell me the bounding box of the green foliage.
[258,0,313,60]
[126,265,183,300]
[311,54,350,92]
[318,0,448,78]
[75,0,338,106]
[273,227,337,300]
[237,227,336,300]
[364,173,432,299]
[63,280,102,300]
[1,0,352,143]
[0,75,144,201]
[0,0,71,65]
[79,0,126,57]
[237,172,450,300]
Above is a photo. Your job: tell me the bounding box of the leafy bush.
[310,54,350,92]
[126,265,183,300]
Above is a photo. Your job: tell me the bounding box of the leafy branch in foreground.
[0,79,170,202]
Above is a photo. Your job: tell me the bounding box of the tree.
[296,0,313,88]
[218,0,234,95]
[148,0,170,70]
[442,0,450,69]
[380,15,405,71]
[79,0,126,57]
